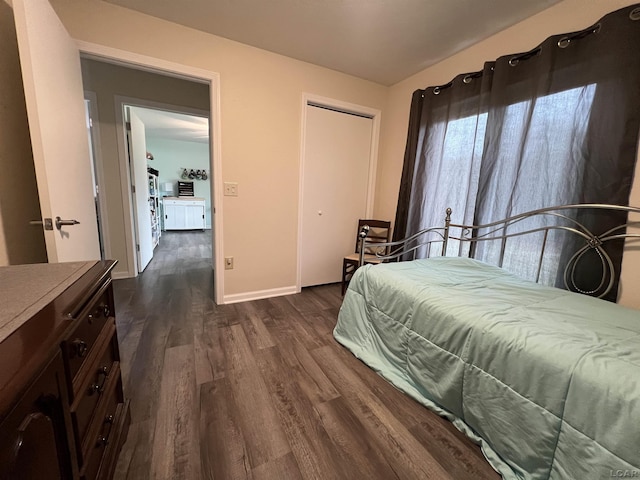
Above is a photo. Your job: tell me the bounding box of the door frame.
[296,93,381,292]
[115,97,211,276]
[77,41,224,304]
[84,90,110,260]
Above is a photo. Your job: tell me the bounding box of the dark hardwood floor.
[112,231,500,479]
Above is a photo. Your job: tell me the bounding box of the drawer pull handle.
[102,305,111,318]
[71,339,88,358]
[98,365,109,376]
[97,436,109,447]
[88,383,103,395]
[105,414,114,425]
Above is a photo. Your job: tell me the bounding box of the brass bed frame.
[358,204,640,299]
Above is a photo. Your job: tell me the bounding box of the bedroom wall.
[376,0,640,309]
[618,182,640,309]
[0,0,47,266]
[51,0,388,297]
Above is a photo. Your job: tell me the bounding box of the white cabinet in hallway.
[163,197,206,230]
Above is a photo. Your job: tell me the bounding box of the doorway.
[121,102,212,274]
[78,52,223,303]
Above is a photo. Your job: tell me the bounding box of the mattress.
[334,257,640,479]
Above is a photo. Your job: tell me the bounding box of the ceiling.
[130,106,209,144]
[102,0,562,86]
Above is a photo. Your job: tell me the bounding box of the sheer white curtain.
[475,84,597,284]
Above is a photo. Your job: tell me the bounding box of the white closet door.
[301,105,373,287]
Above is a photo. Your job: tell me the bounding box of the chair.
[341,219,391,295]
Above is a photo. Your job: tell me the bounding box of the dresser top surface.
[0,261,97,343]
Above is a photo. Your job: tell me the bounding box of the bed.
[334,204,640,480]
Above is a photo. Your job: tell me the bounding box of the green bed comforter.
[334,257,640,479]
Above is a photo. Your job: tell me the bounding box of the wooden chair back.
[355,219,391,255]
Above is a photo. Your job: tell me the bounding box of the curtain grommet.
[463,75,473,84]
[630,7,640,20]
[557,36,571,48]
[433,87,441,95]
[508,57,519,67]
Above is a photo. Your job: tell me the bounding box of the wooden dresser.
[0,260,129,480]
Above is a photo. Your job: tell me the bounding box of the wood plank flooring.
[112,231,500,480]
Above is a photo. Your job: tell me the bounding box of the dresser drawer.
[96,401,130,480]
[81,401,129,480]
[70,329,117,454]
[62,286,114,384]
[79,373,124,480]
[78,361,122,470]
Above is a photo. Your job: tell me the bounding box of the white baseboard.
[223,285,298,304]
[111,271,132,280]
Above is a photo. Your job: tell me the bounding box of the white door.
[12,0,100,262]
[300,105,373,287]
[127,108,154,272]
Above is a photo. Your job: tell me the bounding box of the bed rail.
[358,204,640,298]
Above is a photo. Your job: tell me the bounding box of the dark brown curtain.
[394,4,640,299]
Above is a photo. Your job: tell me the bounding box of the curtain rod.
[424,4,640,96]
[509,20,603,66]
[430,70,484,95]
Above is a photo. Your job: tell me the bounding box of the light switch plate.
[224,182,238,196]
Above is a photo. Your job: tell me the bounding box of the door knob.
[55,217,80,230]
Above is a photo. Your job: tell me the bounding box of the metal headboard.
[358,204,640,299]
